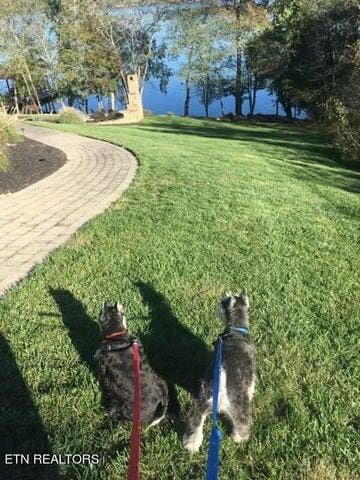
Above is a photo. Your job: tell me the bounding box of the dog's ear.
[115,301,127,329]
[115,301,124,313]
[239,291,249,308]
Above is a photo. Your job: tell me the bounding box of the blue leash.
[205,337,223,480]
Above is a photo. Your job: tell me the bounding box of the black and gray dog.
[96,301,168,425]
[183,292,256,452]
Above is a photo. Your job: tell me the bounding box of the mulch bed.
[0,138,66,194]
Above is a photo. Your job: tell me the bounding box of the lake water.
[0,76,286,117]
[85,80,283,118]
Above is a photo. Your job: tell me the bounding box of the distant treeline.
[0,0,358,160]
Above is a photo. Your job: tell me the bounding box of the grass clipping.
[0,112,20,171]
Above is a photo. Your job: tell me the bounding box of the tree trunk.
[20,72,33,106]
[248,81,253,116]
[120,71,129,106]
[217,74,225,117]
[235,43,243,116]
[5,79,11,94]
[220,97,225,117]
[110,92,116,111]
[250,78,258,116]
[205,88,209,117]
[13,80,20,115]
[184,78,190,116]
[278,93,292,119]
[205,102,209,117]
[26,70,42,111]
[276,99,279,116]
[284,102,292,119]
[249,94,254,116]
[204,76,210,118]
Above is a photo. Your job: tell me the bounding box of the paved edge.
[0,124,138,298]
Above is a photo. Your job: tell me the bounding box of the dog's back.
[99,343,168,424]
[98,302,168,425]
[183,292,256,451]
[220,330,255,426]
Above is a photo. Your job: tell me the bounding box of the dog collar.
[105,330,127,340]
[94,336,140,360]
[227,326,250,335]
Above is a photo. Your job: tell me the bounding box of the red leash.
[127,341,141,480]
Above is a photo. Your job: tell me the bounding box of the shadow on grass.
[139,119,337,158]
[135,281,211,397]
[287,160,360,195]
[140,119,360,193]
[50,288,100,378]
[48,290,132,463]
[0,334,59,480]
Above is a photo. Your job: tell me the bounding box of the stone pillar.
[97,73,144,125]
[125,74,143,122]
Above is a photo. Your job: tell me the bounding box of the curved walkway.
[0,124,137,297]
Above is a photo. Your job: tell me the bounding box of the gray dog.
[183,292,256,452]
[97,301,168,426]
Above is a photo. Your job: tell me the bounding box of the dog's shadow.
[50,285,212,431]
[136,281,211,398]
[49,288,100,378]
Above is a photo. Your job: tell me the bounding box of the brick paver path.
[0,125,137,297]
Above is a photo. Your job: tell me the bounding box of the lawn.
[0,117,359,480]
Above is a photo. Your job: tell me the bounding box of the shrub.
[166,111,175,117]
[326,98,360,163]
[0,112,20,171]
[58,107,85,124]
[144,109,153,117]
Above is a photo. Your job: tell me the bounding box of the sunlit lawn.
[1,116,359,479]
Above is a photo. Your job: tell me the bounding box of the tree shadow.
[49,288,100,378]
[135,281,211,397]
[139,119,338,158]
[288,160,360,195]
[0,334,59,480]
[140,119,360,192]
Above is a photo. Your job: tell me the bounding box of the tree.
[0,1,52,113]
[89,1,172,106]
[169,6,232,116]
[208,0,269,115]
[252,0,360,155]
[44,0,171,110]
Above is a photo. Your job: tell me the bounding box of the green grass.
[1,117,359,480]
